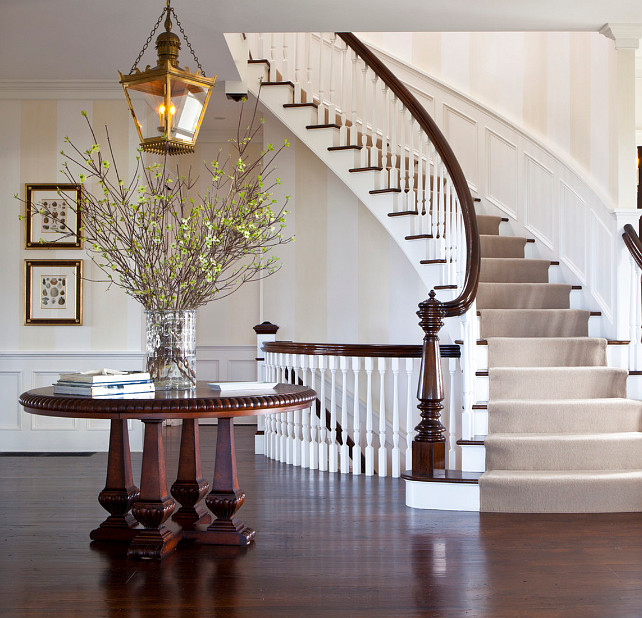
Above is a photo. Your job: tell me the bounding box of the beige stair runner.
[475,213,642,512]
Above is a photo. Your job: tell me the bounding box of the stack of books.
[53,369,155,397]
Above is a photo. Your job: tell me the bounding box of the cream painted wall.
[1,93,428,355]
[360,32,619,202]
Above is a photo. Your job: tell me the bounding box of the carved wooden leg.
[128,420,180,559]
[185,418,255,546]
[171,419,210,526]
[90,419,140,542]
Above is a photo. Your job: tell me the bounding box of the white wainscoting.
[0,345,257,451]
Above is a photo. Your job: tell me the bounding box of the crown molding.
[0,80,122,100]
[600,23,642,49]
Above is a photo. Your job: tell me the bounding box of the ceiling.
[2,0,642,84]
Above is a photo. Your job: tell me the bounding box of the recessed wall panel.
[443,105,478,191]
[590,213,614,317]
[524,155,555,247]
[486,129,518,219]
[560,182,587,282]
[0,372,22,430]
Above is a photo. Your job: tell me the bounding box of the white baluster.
[365,357,375,476]
[360,64,368,168]
[328,34,337,126]
[461,305,475,440]
[448,357,458,469]
[405,357,414,471]
[318,355,328,471]
[264,351,273,459]
[399,106,407,209]
[285,354,295,464]
[369,73,378,167]
[339,39,349,145]
[389,94,398,189]
[270,34,277,76]
[292,356,302,467]
[328,356,338,472]
[630,257,640,371]
[282,33,290,84]
[380,83,388,175]
[377,357,388,477]
[305,33,313,104]
[293,33,302,102]
[278,353,287,462]
[309,355,319,470]
[340,356,350,474]
[300,353,310,468]
[317,33,325,124]
[350,51,359,147]
[408,118,416,213]
[257,33,265,61]
[391,357,401,478]
[352,357,362,475]
[417,129,425,219]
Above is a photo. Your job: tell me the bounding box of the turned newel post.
[412,290,446,476]
[253,321,279,455]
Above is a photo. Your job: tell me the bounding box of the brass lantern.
[119,1,216,155]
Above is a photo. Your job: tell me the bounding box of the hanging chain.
[129,7,168,74]
[168,7,207,76]
[128,4,207,77]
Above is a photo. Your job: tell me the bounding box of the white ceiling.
[2,0,642,83]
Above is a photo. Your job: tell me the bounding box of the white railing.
[247,32,469,290]
[260,343,460,477]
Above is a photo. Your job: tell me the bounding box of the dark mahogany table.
[19,382,316,560]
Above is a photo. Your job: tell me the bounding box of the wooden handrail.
[336,33,481,319]
[623,223,642,271]
[263,341,460,358]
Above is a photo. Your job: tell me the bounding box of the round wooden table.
[19,382,316,559]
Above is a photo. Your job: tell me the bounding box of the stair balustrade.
[245,32,480,477]
[623,223,642,371]
[261,342,460,477]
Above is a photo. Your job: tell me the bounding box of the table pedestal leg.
[128,420,180,559]
[171,419,210,526]
[91,419,140,542]
[201,418,255,545]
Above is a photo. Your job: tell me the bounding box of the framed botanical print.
[25,183,82,249]
[25,259,83,325]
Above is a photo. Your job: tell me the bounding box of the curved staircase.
[232,32,642,512]
[476,213,642,512]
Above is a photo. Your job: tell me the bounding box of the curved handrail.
[263,341,460,358]
[623,223,642,271]
[337,32,480,318]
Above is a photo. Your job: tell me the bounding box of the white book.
[53,381,155,397]
[208,381,279,392]
[58,369,150,384]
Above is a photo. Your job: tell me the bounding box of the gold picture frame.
[25,183,82,249]
[25,259,83,325]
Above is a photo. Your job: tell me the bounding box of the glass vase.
[145,310,197,390]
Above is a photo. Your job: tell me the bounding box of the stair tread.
[406,234,434,240]
[284,102,318,108]
[388,210,417,217]
[306,123,341,129]
[328,145,362,151]
[349,166,383,172]
[402,470,481,484]
[262,80,294,87]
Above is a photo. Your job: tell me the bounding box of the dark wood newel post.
[412,290,446,476]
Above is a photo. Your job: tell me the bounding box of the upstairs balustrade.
[261,342,461,477]
[623,223,642,371]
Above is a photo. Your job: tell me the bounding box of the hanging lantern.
[119,1,216,155]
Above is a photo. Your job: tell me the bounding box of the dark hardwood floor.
[1,425,642,616]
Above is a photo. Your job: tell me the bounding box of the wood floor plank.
[1,425,641,615]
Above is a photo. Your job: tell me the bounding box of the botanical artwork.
[23,184,82,249]
[40,275,67,309]
[25,260,82,325]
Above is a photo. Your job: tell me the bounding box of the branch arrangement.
[49,96,292,311]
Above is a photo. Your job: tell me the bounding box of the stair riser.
[474,314,601,339]
[486,436,642,470]
[461,444,486,473]
[477,284,572,310]
[480,473,642,513]
[489,370,628,400]
[405,480,480,511]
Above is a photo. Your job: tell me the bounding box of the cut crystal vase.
[145,310,197,390]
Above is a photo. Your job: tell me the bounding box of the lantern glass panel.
[169,79,208,143]
[126,79,168,141]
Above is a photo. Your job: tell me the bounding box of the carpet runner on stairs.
[475,213,642,512]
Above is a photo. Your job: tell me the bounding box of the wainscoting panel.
[0,345,257,451]
[560,182,588,283]
[442,105,479,192]
[486,129,518,219]
[590,212,615,320]
[524,154,555,249]
[0,371,22,431]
